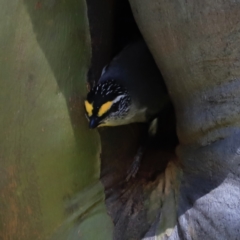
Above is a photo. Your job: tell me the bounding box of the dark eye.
[111,102,119,112]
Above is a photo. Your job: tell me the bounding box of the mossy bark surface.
[0,1,113,239]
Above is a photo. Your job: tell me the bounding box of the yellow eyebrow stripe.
[98,101,112,117]
[84,100,93,117]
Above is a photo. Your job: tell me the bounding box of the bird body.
[85,39,168,128]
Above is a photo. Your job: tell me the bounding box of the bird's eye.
[111,102,119,112]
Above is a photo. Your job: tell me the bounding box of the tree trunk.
[0,0,113,239]
[129,0,240,239]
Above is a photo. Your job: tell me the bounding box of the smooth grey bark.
[129,0,240,239]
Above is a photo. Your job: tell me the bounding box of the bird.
[84,39,169,179]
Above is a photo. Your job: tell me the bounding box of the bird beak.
[89,117,99,129]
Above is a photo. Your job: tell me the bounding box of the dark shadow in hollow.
[87,1,179,239]
[86,0,142,88]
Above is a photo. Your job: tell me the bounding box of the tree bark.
[129,0,240,239]
[0,0,113,239]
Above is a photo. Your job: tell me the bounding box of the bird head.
[84,79,131,128]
